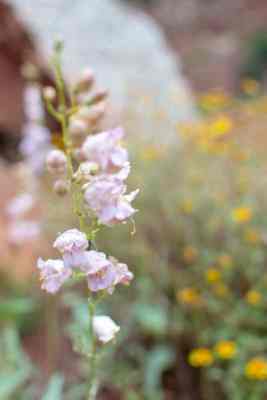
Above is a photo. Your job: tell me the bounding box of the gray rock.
[9,0,195,136]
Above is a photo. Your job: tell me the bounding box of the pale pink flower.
[92,315,120,343]
[84,175,138,226]
[82,127,128,173]
[53,229,88,254]
[6,193,34,219]
[46,149,67,175]
[8,220,41,245]
[37,258,72,294]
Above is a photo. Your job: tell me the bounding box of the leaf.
[0,368,31,399]
[42,373,64,400]
[134,303,168,336]
[144,345,175,398]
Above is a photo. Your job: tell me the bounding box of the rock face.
[9,0,195,130]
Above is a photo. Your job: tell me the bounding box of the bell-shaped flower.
[53,229,88,254]
[37,258,72,294]
[92,315,120,343]
[82,127,128,173]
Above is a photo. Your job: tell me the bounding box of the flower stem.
[88,298,98,400]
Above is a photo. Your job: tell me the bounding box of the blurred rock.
[9,0,195,135]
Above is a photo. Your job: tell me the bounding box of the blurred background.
[2,0,267,399]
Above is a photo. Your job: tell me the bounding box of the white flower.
[92,315,120,343]
[53,228,88,254]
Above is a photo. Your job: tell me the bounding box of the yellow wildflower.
[206,268,221,284]
[246,290,262,306]
[188,348,213,367]
[241,79,259,96]
[218,254,233,269]
[213,283,229,297]
[183,246,198,264]
[209,116,233,138]
[177,288,201,306]
[181,200,193,215]
[244,228,260,244]
[245,357,267,380]
[199,91,230,112]
[232,207,252,223]
[215,341,236,360]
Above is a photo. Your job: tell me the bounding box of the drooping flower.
[37,258,72,294]
[84,175,138,226]
[53,229,88,254]
[82,127,128,173]
[92,315,120,343]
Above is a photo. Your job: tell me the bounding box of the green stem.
[88,298,98,400]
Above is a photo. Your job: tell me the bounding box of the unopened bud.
[46,149,67,175]
[87,89,109,105]
[43,86,56,102]
[88,103,106,125]
[53,179,70,196]
[73,148,87,163]
[75,68,95,93]
[69,118,88,144]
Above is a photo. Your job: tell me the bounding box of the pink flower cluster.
[81,127,139,226]
[38,229,133,294]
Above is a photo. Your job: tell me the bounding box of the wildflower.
[215,341,236,359]
[75,68,95,93]
[244,228,260,244]
[213,283,229,297]
[84,175,139,226]
[177,288,201,306]
[183,246,198,264]
[218,254,233,269]
[82,127,128,173]
[181,199,193,214]
[246,290,262,306]
[43,86,56,102]
[245,357,267,380]
[92,316,120,343]
[206,268,221,284]
[53,229,88,254]
[188,348,213,367]
[37,258,72,294]
[232,207,252,223]
[53,179,70,196]
[69,118,88,145]
[8,220,41,245]
[6,193,34,219]
[46,149,67,175]
[209,116,233,138]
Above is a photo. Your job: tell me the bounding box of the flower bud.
[92,315,120,343]
[87,89,109,105]
[75,68,95,93]
[69,118,88,144]
[46,149,67,175]
[43,86,56,102]
[53,179,70,196]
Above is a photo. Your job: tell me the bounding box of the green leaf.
[144,345,175,398]
[42,373,64,400]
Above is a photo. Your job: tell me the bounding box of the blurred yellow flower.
[218,254,233,269]
[181,200,193,214]
[245,357,267,380]
[141,146,164,161]
[206,268,221,284]
[246,290,262,306]
[209,116,233,138]
[177,288,201,306]
[213,283,229,297]
[232,207,252,223]
[215,341,236,360]
[183,246,198,264]
[244,228,260,244]
[241,79,259,96]
[188,348,214,367]
[199,91,230,112]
